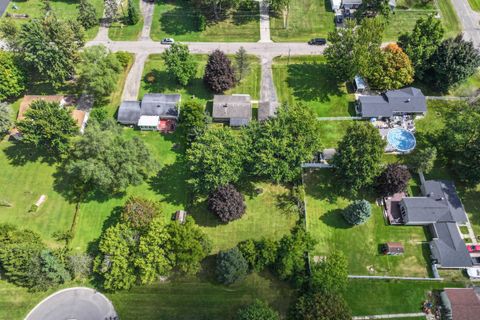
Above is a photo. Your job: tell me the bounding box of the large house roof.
[400,180,468,224]
[358,87,426,118]
[444,288,480,319]
[212,95,252,123]
[141,93,181,118]
[430,222,473,268]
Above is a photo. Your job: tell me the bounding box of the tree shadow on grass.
[3,142,58,166]
[149,158,189,208]
[232,3,259,26]
[187,198,223,228]
[320,208,352,229]
[159,4,198,36]
[286,62,344,102]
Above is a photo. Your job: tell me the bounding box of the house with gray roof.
[117,93,181,131]
[395,180,473,268]
[357,87,426,119]
[212,94,252,127]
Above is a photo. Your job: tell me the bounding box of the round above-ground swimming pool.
[387,128,416,152]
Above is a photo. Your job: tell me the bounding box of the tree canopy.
[64,120,157,198]
[162,43,198,86]
[238,238,278,272]
[407,145,437,174]
[430,35,480,92]
[0,51,25,100]
[399,14,444,80]
[342,200,372,225]
[332,122,385,194]
[208,184,246,222]
[216,247,249,285]
[77,0,98,30]
[180,100,208,143]
[246,103,322,184]
[187,126,246,194]
[121,196,162,230]
[77,45,122,102]
[375,164,411,196]
[204,50,236,93]
[290,291,351,320]
[0,102,13,134]
[236,300,280,320]
[16,100,78,157]
[310,251,348,294]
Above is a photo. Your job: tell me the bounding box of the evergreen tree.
[77,0,98,29]
[216,247,248,285]
[235,46,250,81]
[127,0,140,25]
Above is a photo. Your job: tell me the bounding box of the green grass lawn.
[140,54,261,103]
[1,0,103,40]
[317,120,355,148]
[467,0,480,11]
[304,170,431,277]
[103,53,135,117]
[345,279,464,315]
[384,0,460,41]
[272,56,355,117]
[108,0,144,41]
[270,0,335,42]
[449,69,480,96]
[150,0,259,42]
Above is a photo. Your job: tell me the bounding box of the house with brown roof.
[441,288,480,320]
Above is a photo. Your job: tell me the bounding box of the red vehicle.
[467,244,480,253]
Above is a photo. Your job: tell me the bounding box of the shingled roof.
[212,95,252,126]
[444,288,480,320]
[117,94,181,125]
[430,222,473,268]
[358,87,427,118]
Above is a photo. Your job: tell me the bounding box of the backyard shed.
[382,242,404,255]
[354,75,367,93]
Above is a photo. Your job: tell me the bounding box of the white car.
[161,38,175,45]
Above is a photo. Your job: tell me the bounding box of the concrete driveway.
[0,0,10,17]
[25,287,117,320]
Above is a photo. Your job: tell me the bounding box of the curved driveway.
[25,287,117,320]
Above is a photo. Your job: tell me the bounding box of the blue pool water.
[387,128,416,152]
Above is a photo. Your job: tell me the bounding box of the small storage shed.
[175,210,187,224]
[354,75,367,93]
[382,242,404,255]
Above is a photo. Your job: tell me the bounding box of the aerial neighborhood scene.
[2,0,480,318]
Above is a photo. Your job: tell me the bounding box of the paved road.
[0,0,10,18]
[25,287,117,320]
[450,0,480,47]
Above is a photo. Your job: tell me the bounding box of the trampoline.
[387,128,416,152]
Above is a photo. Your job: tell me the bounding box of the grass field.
[140,54,261,102]
[317,120,355,148]
[345,279,464,315]
[467,0,480,11]
[272,56,355,117]
[108,0,144,41]
[150,1,259,42]
[304,170,431,277]
[1,0,103,40]
[270,0,335,42]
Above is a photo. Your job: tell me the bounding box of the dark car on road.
[308,38,327,45]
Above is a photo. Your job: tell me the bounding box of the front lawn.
[317,120,355,148]
[1,0,103,40]
[270,0,335,42]
[150,1,259,42]
[108,0,144,41]
[140,54,261,103]
[304,170,431,277]
[467,0,480,11]
[272,56,355,117]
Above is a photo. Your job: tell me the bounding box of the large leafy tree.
[162,43,197,86]
[430,35,480,92]
[310,251,348,294]
[366,44,414,90]
[331,122,385,194]
[165,216,211,274]
[94,223,137,291]
[127,0,140,25]
[77,0,98,29]
[342,200,372,225]
[16,100,78,157]
[275,227,315,284]
[180,100,208,143]
[375,164,411,196]
[194,0,238,21]
[407,145,437,174]
[64,120,157,198]
[238,238,278,272]
[187,127,245,194]
[77,45,122,102]
[356,0,391,19]
[121,196,162,231]
[0,51,25,100]
[216,247,249,285]
[246,104,322,184]
[204,50,236,93]
[135,218,172,285]
[208,184,246,223]
[290,291,351,320]
[0,102,13,134]
[18,14,83,87]
[236,300,280,320]
[399,14,444,80]
[440,105,480,187]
